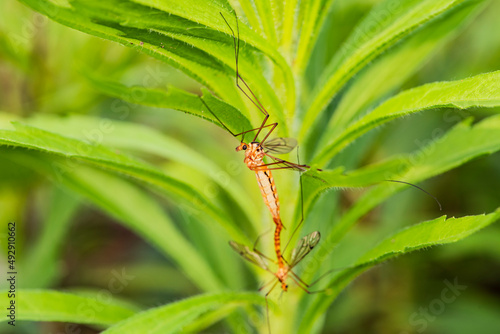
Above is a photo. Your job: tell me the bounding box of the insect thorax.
[244,142,265,168]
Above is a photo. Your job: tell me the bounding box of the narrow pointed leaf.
[0,123,244,242]
[299,209,500,332]
[21,189,79,288]
[25,113,257,226]
[0,289,138,326]
[315,70,500,166]
[102,292,264,334]
[301,0,472,139]
[57,164,226,291]
[300,114,500,293]
[85,74,252,129]
[322,0,486,139]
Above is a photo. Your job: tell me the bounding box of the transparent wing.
[262,137,298,154]
[229,241,271,272]
[289,231,321,269]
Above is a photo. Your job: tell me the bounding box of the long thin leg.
[263,280,279,334]
[252,161,310,171]
[252,229,280,263]
[282,196,304,254]
[253,228,272,250]
[250,154,311,172]
[251,166,306,173]
[288,275,313,293]
[259,276,279,292]
[219,12,276,143]
[236,122,277,142]
[253,166,307,172]
[289,270,312,288]
[219,13,269,118]
[288,274,326,295]
[200,97,272,138]
[264,152,309,165]
[256,120,277,144]
[252,236,278,264]
[253,249,277,264]
[265,293,272,334]
[238,73,269,118]
[282,149,307,254]
[290,262,367,290]
[200,94,281,146]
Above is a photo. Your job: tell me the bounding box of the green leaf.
[180,303,246,333]
[54,164,226,291]
[280,0,298,58]
[235,1,262,37]
[0,289,137,326]
[19,0,241,105]
[321,0,486,141]
[18,0,293,126]
[302,157,408,216]
[359,211,500,265]
[294,0,332,74]
[128,0,296,116]
[201,89,255,136]
[85,73,253,134]
[314,70,500,166]
[4,147,228,291]
[254,0,278,44]
[0,123,245,242]
[102,292,264,334]
[301,0,471,140]
[319,114,500,259]
[293,114,500,320]
[299,209,500,333]
[24,113,258,228]
[0,30,30,71]
[21,188,79,288]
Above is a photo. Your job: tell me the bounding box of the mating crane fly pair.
[200,11,322,299]
[197,9,443,334]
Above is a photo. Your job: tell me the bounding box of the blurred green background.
[1,0,499,333]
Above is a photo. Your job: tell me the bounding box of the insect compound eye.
[242,145,247,150]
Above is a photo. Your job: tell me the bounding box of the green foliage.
[314,71,500,165]
[0,289,138,325]
[299,209,500,333]
[102,292,264,334]
[1,0,499,333]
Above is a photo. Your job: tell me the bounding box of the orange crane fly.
[230,231,321,293]
[197,12,333,334]
[230,231,324,334]
[235,138,307,268]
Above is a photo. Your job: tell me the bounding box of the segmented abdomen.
[254,169,280,220]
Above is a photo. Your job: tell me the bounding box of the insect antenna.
[287,272,329,295]
[385,179,442,211]
[297,171,441,211]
